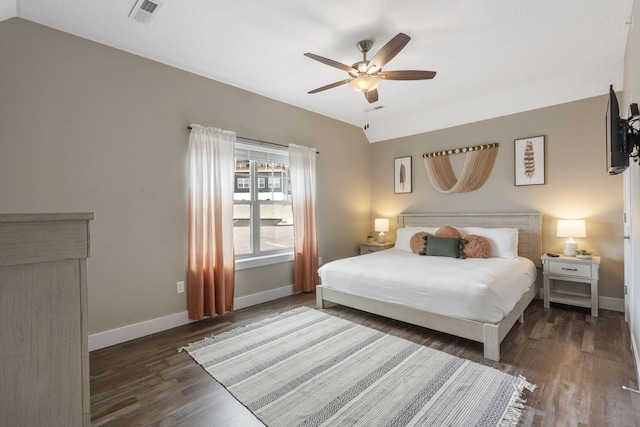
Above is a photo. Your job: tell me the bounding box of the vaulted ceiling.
[0,0,633,142]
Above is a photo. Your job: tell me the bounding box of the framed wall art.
[514,136,545,186]
[394,156,412,193]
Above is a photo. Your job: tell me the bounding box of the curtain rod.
[423,143,498,158]
[186,126,319,154]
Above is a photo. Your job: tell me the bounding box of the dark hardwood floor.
[90,294,640,426]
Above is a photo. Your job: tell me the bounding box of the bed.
[316,212,543,361]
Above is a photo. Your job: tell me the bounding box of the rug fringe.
[498,375,536,427]
[178,306,312,353]
[178,336,216,353]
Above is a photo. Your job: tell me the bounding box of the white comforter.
[317,248,537,324]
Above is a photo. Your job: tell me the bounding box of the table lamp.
[375,218,389,243]
[556,219,586,256]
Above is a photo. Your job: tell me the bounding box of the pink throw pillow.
[463,234,491,258]
[435,225,462,239]
[410,232,430,254]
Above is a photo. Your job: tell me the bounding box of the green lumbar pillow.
[421,236,467,258]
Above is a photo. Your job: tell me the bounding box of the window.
[233,141,294,260]
[268,177,281,189]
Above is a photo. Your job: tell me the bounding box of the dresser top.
[0,213,94,223]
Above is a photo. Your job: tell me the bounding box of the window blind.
[235,140,289,164]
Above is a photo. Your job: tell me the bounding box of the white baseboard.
[631,330,640,387]
[88,284,295,352]
[88,310,194,352]
[88,287,622,352]
[234,284,295,310]
[599,296,625,312]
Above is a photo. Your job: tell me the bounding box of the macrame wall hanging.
[422,143,499,193]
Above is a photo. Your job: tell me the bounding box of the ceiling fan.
[304,33,436,104]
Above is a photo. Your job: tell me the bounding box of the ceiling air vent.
[129,0,164,25]
[364,105,385,112]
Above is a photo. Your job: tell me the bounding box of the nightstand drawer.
[549,261,592,278]
[360,247,377,254]
[359,242,394,254]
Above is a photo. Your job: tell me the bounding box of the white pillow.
[395,227,440,252]
[459,227,519,259]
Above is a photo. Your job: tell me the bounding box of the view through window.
[233,144,293,257]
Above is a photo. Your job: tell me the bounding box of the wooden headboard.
[397,212,544,267]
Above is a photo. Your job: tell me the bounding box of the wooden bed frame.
[316,212,543,361]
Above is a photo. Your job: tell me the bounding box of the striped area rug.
[181,307,535,427]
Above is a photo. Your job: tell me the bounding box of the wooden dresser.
[0,213,93,426]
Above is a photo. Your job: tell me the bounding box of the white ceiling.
[0,0,634,142]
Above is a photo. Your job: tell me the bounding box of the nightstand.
[541,254,601,317]
[359,242,394,255]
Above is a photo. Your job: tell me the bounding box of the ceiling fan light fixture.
[356,62,369,73]
[349,75,380,92]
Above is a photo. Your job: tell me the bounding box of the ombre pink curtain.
[187,124,236,320]
[289,144,319,292]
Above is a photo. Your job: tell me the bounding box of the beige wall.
[0,18,371,333]
[0,16,626,337]
[371,97,625,299]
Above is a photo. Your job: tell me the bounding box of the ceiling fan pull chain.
[363,105,370,130]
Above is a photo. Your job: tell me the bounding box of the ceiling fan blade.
[380,70,437,80]
[364,89,379,103]
[304,53,357,74]
[308,79,352,94]
[366,33,411,74]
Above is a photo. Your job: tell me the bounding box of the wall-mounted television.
[606,85,629,175]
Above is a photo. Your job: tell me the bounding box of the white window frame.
[234,141,293,269]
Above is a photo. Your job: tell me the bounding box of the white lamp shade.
[374,218,389,232]
[349,75,381,92]
[556,219,586,238]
